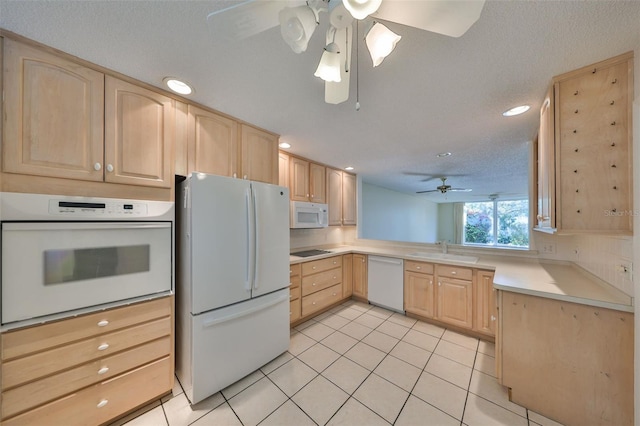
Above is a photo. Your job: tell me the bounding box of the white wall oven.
[0,193,173,328]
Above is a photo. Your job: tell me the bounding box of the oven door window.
[1,222,172,325]
[44,245,151,284]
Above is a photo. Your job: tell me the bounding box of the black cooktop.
[291,249,332,258]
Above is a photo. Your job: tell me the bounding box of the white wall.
[361,183,438,243]
[437,203,455,243]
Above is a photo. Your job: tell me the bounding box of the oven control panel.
[48,200,148,217]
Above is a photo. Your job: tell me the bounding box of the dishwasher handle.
[369,256,403,266]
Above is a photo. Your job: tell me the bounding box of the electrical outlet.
[543,243,556,254]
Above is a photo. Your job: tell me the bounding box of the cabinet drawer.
[1,336,170,419]
[290,274,301,289]
[436,265,473,280]
[302,283,342,317]
[2,356,172,426]
[290,300,301,323]
[290,286,301,301]
[405,261,434,274]
[2,317,170,390]
[302,256,342,276]
[1,297,171,361]
[290,263,301,277]
[301,269,342,296]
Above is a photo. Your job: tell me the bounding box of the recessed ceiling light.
[502,105,530,117]
[278,142,291,149]
[436,152,451,158]
[163,77,193,95]
[345,166,354,171]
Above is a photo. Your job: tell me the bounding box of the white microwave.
[290,201,328,229]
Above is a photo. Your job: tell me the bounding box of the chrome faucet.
[439,240,448,254]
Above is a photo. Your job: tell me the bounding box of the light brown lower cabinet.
[342,254,354,298]
[300,256,343,317]
[474,270,497,335]
[404,261,435,318]
[498,291,633,426]
[352,254,368,299]
[289,264,302,323]
[0,296,174,424]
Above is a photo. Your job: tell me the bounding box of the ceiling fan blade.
[207,0,305,42]
[372,0,486,38]
[449,188,473,192]
[416,189,439,194]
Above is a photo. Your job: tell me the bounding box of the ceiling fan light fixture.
[163,77,193,95]
[502,105,530,117]
[343,0,382,20]
[279,5,318,53]
[314,42,342,82]
[365,22,401,67]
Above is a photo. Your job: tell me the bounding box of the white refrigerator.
[176,173,290,404]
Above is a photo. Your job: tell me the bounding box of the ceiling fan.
[207,0,486,104]
[416,177,472,194]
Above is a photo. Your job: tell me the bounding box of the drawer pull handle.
[312,283,316,286]
[333,261,337,264]
[98,367,110,375]
[416,266,421,270]
[312,302,316,305]
[451,271,457,275]
[97,320,109,327]
[98,343,110,351]
[312,266,316,270]
[332,292,337,296]
[97,400,109,409]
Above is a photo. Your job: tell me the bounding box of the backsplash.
[290,226,357,250]
[533,232,634,297]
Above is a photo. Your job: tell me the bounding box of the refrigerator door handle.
[245,189,255,291]
[245,187,256,290]
[252,188,260,290]
[201,292,289,328]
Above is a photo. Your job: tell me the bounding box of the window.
[463,199,529,248]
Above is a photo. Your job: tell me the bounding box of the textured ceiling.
[1,0,639,202]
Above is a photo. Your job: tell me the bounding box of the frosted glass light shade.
[365,22,401,67]
[279,5,318,53]
[314,43,341,82]
[343,0,382,20]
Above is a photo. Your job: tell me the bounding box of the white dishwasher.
[368,256,404,312]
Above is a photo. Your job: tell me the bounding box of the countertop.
[290,244,634,313]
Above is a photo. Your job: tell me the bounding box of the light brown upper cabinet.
[327,168,357,226]
[536,52,634,234]
[240,124,279,184]
[104,76,174,188]
[187,104,238,177]
[3,39,173,189]
[289,157,326,202]
[278,152,290,188]
[3,38,105,182]
[536,87,555,230]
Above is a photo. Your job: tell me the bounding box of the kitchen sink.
[406,252,479,264]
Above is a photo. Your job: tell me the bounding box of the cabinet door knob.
[97,343,109,351]
[106,164,114,173]
[332,292,337,296]
[312,266,316,270]
[97,400,109,409]
[312,283,316,286]
[97,320,109,327]
[312,301,316,305]
[98,367,110,375]
[416,266,421,270]
[491,315,496,321]
[333,261,337,264]
[451,271,457,275]
[94,163,102,171]
[438,282,441,286]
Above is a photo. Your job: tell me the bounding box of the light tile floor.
[113,300,564,426]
